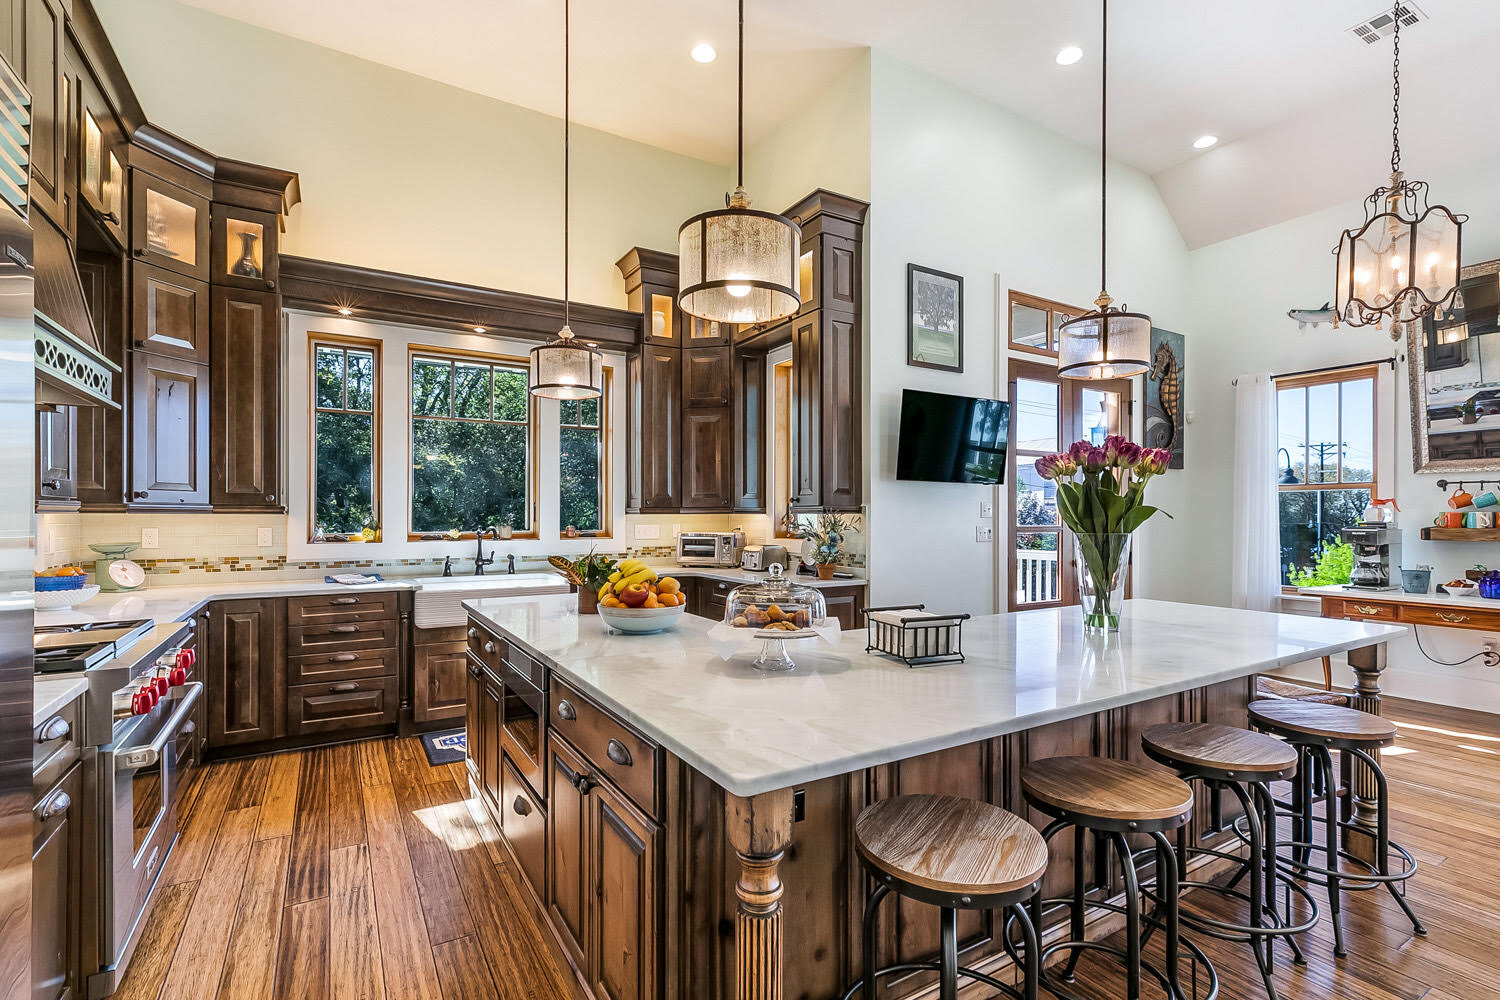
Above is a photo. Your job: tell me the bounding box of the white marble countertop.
[463,595,1405,798]
[646,564,867,589]
[34,675,88,726]
[1299,584,1499,608]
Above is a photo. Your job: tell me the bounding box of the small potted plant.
[548,549,617,614]
[798,513,852,580]
[1460,400,1480,425]
[496,512,515,540]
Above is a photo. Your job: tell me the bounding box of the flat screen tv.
[896,388,1011,485]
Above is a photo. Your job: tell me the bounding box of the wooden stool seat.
[1142,722,1298,782]
[1256,675,1350,706]
[1249,699,1397,747]
[854,794,1047,900]
[1021,756,1193,833]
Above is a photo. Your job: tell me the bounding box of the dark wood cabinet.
[129,351,209,507]
[733,351,765,511]
[210,204,278,291]
[75,251,128,509]
[131,262,208,362]
[588,777,659,1000]
[205,598,283,747]
[412,639,467,724]
[680,408,731,510]
[36,405,76,508]
[130,169,210,280]
[479,666,503,811]
[10,0,65,225]
[681,346,730,407]
[547,736,590,971]
[31,760,81,1000]
[286,676,397,736]
[790,312,821,510]
[464,657,483,785]
[77,69,126,246]
[503,759,546,901]
[789,309,861,512]
[635,347,680,510]
[819,584,866,631]
[209,286,281,510]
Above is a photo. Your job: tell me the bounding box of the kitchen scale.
[89,542,146,592]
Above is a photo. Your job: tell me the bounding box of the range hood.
[34,213,118,409]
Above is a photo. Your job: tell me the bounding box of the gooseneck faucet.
[473,527,497,575]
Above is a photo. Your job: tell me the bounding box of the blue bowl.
[35,575,86,591]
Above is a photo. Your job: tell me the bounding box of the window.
[1007,290,1079,358]
[409,350,532,535]
[559,371,609,534]
[312,340,378,538]
[1276,367,1378,587]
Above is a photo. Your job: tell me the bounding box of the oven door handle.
[115,682,204,772]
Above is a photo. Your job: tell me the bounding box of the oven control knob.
[131,692,151,715]
[176,649,194,671]
[140,685,158,709]
[153,676,170,698]
[169,667,187,686]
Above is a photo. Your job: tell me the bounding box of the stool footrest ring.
[838,960,1023,1000]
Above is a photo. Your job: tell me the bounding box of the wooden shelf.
[1420,526,1500,540]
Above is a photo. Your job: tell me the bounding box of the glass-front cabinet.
[131,170,210,280]
[211,205,278,291]
[78,73,126,246]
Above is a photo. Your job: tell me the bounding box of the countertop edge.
[33,676,88,726]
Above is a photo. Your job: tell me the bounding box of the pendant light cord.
[1390,2,1401,175]
[1099,0,1108,298]
[563,0,571,332]
[737,0,745,190]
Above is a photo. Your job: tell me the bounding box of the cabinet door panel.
[131,263,208,361]
[547,736,589,971]
[412,641,467,724]
[681,346,730,407]
[820,314,861,509]
[734,352,764,511]
[286,676,397,736]
[590,779,658,1000]
[639,348,680,509]
[76,253,128,508]
[36,405,75,506]
[210,287,281,509]
[503,759,546,901]
[464,658,483,784]
[130,353,209,506]
[211,205,279,291]
[480,671,502,810]
[206,599,282,746]
[131,171,210,279]
[680,408,730,510]
[21,0,63,223]
[32,760,81,1000]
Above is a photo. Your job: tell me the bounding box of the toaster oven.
[677,531,746,567]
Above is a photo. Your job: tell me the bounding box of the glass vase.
[1075,532,1131,634]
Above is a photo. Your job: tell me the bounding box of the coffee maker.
[1341,524,1400,591]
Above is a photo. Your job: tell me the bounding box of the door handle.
[483,641,496,655]
[330,682,359,693]
[115,683,203,772]
[330,653,359,662]
[606,739,633,767]
[1351,605,1383,616]
[1436,612,1470,623]
[41,479,59,491]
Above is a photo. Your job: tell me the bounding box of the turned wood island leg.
[726,788,796,1000]
[1344,640,1386,865]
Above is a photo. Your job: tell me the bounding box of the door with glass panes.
[1007,358,1133,611]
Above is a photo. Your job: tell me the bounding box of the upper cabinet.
[5,0,66,225]
[77,69,126,246]
[131,170,210,279]
[210,204,278,291]
[130,263,208,361]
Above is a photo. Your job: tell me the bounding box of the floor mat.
[420,728,467,766]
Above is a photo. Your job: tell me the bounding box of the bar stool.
[1020,756,1216,1000]
[1246,699,1424,958]
[843,794,1048,1000]
[1140,723,1319,1000]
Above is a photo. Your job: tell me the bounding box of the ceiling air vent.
[1348,3,1426,45]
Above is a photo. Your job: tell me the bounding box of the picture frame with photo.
[907,264,964,372]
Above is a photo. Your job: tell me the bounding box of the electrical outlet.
[634,523,661,540]
[979,500,994,519]
[976,524,994,542]
[257,526,274,547]
[140,528,159,550]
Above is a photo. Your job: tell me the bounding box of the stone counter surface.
[463,595,1405,798]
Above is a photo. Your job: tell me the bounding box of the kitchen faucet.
[473,527,497,575]
[441,555,454,577]
[507,553,516,575]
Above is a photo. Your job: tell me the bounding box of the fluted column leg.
[1343,641,1386,866]
[727,788,795,1000]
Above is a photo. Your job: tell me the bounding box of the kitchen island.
[462,595,1404,1000]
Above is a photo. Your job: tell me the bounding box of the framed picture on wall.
[907,264,964,372]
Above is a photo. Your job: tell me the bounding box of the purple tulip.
[1068,440,1093,464]
[1083,446,1108,472]
[1118,442,1144,466]
[1034,455,1059,481]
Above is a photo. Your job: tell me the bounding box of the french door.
[1006,358,1133,611]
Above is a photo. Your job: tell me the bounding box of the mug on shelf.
[1475,491,1498,509]
[1434,511,1464,528]
[1480,512,1496,528]
[1465,513,1479,528]
[1450,487,1475,509]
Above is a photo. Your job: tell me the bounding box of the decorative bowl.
[1447,583,1479,599]
[597,603,686,635]
[34,585,100,609]
[34,574,87,592]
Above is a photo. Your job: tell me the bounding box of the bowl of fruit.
[34,566,99,608]
[595,560,687,634]
[1445,578,1480,598]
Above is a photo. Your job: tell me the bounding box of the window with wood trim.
[1008,290,1081,358]
[1276,365,1379,587]
[559,369,610,535]
[409,349,533,535]
[312,339,380,539]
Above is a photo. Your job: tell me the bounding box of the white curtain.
[1231,371,1281,612]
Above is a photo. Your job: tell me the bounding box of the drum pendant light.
[1057,0,1151,380]
[677,0,801,325]
[531,0,602,400]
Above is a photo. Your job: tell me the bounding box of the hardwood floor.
[120,699,1500,999]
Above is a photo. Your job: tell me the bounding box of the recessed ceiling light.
[1055,45,1083,66]
[336,307,353,316]
[691,42,717,64]
[472,325,487,333]
[1193,134,1219,149]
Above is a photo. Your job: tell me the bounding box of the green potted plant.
[496,511,515,540]
[548,549,617,614]
[798,513,852,580]
[1460,400,1479,425]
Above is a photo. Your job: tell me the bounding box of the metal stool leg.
[1314,745,1347,958]
[1352,745,1427,936]
[1230,780,1280,1000]
[1009,901,1041,1000]
[939,906,959,1000]
[1109,832,1143,1000]
[1060,824,1086,981]
[1152,831,1181,997]
[861,882,890,1000]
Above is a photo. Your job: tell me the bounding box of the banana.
[608,570,622,584]
[620,567,657,590]
[618,559,645,575]
[597,582,612,602]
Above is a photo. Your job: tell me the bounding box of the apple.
[619,585,649,608]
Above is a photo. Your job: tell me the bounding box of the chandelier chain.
[1099,0,1108,297]
[1391,2,1401,175]
[563,0,570,331]
[737,0,744,189]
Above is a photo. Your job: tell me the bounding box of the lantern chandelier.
[531,0,602,400]
[1057,0,1151,380]
[1333,4,1466,341]
[677,0,801,326]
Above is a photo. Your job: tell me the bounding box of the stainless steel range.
[33,618,203,998]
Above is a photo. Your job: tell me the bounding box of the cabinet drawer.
[287,620,399,656]
[549,679,660,818]
[502,758,546,900]
[467,621,504,674]
[287,676,398,736]
[1337,600,1398,622]
[32,696,80,777]
[1398,604,1487,628]
[287,590,399,626]
[287,646,400,685]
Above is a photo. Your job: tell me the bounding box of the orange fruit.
[643,594,661,609]
[658,577,680,595]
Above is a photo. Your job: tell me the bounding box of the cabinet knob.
[40,479,59,491]
[512,795,531,817]
[265,494,276,502]
[574,773,595,795]
[467,627,478,639]
[483,641,496,655]
[36,716,70,743]
[556,699,576,721]
[34,789,70,823]
[132,247,146,257]
[102,211,120,224]
[265,279,276,290]
[131,490,149,499]
[606,739,633,767]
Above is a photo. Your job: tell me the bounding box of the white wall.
[864,53,1191,615]
[96,0,727,308]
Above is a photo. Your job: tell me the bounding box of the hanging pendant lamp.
[1057,0,1150,381]
[1333,4,1465,340]
[677,0,801,325]
[532,0,602,400]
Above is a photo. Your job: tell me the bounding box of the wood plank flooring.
[119,699,1500,999]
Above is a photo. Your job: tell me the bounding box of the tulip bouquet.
[1034,436,1172,633]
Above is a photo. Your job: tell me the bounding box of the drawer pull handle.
[606,739,633,767]
[34,789,70,823]
[556,700,576,721]
[1351,605,1383,615]
[181,721,196,735]
[330,653,359,662]
[330,625,359,634]
[483,641,496,655]
[332,597,360,605]
[512,795,531,817]
[468,627,478,639]
[1437,612,1471,624]
[36,716,70,743]
[330,682,359,693]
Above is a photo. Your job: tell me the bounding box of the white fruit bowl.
[34,585,100,609]
[597,603,686,635]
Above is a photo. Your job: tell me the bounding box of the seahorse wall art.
[1146,327,1185,469]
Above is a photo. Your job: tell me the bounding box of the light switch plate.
[979,500,994,519]
[976,525,994,542]
[140,528,159,549]
[257,527,274,547]
[634,523,661,540]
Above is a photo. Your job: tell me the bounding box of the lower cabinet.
[479,665,503,811]
[465,656,484,784]
[286,676,397,736]
[206,598,283,746]
[547,737,591,970]
[412,639,468,724]
[502,758,546,899]
[32,760,81,1000]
